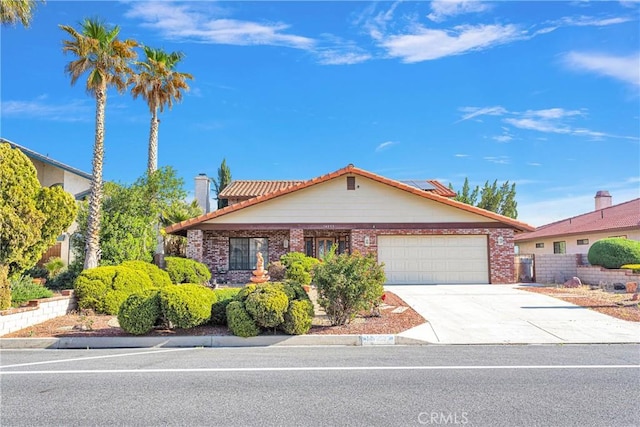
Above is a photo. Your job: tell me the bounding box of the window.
[304,238,314,258]
[535,243,544,249]
[577,239,589,245]
[229,238,268,270]
[347,176,356,190]
[553,241,566,254]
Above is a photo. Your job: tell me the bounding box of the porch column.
[186,229,204,262]
[289,228,304,253]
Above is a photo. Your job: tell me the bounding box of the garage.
[377,235,489,284]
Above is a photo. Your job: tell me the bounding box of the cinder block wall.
[576,266,640,285]
[534,254,580,284]
[0,292,77,336]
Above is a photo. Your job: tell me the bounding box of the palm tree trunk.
[84,84,106,270]
[147,108,159,173]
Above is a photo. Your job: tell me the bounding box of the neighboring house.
[515,192,640,255]
[167,164,533,285]
[1,138,91,267]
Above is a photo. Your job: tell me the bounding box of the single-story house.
[515,191,640,255]
[166,165,534,285]
[1,138,92,266]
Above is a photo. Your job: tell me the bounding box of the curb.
[0,334,431,349]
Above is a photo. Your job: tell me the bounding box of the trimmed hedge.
[74,266,154,314]
[226,301,260,337]
[210,288,242,326]
[159,284,217,329]
[244,286,289,328]
[282,300,313,335]
[118,290,161,335]
[588,238,640,269]
[165,257,211,285]
[121,261,172,287]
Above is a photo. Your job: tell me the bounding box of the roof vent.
[594,190,612,211]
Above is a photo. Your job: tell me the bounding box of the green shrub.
[159,284,217,329]
[46,260,82,291]
[209,288,241,325]
[280,252,320,286]
[588,238,640,269]
[244,286,289,328]
[44,257,65,279]
[122,261,172,287]
[621,264,640,274]
[74,266,154,314]
[164,257,211,284]
[282,300,313,335]
[226,301,260,337]
[10,276,54,307]
[314,250,385,326]
[118,290,161,335]
[234,284,258,302]
[26,265,48,279]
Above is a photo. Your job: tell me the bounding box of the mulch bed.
[2,291,426,338]
[521,286,640,322]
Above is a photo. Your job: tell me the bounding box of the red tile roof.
[219,178,456,198]
[166,164,534,235]
[514,198,640,242]
[219,180,304,199]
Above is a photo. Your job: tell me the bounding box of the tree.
[452,178,518,219]
[212,158,232,209]
[0,143,77,309]
[161,200,202,257]
[1,0,42,27]
[72,167,192,266]
[60,18,138,269]
[130,46,193,174]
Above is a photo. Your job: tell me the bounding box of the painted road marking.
[0,347,197,369]
[1,364,638,375]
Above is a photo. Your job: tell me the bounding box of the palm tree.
[1,0,42,27]
[130,46,193,173]
[60,18,137,269]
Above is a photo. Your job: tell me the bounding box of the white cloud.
[427,0,491,22]
[1,98,91,122]
[483,156,510,164]
[527,162,542,167]
[563,51,640,87]
[454,153,470,157]
[492,135,513,143]
[458,106,507,121]
[375,141,399,152]
[381,24,521,63]
[316,50,372,65]
[126,1,315,49]
[560,15,634,27]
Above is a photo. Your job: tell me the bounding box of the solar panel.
[400,180,437,191]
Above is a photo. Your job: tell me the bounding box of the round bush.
[282,300,313,335]
[244,286,289,328]
[164,257,211,284]
[121,261,172,287]
[74,266,154,314]
[118,291,161,335]
[234,284,257,302]
[226,301,260,337]
[588,238,640,269]
[159,284,217,329]
[210,298,233,325]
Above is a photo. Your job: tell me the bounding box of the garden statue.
[250,252,269,283]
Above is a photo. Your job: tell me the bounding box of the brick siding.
[187,226,517,285]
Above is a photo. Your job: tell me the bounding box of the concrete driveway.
[386,284,640,344]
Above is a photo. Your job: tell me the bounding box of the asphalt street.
[1,345,639,426]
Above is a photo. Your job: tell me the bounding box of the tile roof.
[219,180,304,198]
[1,138,92,180]
[514,198,640,242]
[220,179,455,199]
[166,164,535,235]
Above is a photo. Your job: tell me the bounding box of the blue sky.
[1,0,639,226]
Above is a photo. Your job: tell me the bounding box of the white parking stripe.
[1,364,638,375]
[0,347,197,369]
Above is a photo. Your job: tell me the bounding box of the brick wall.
[187,226,518,285]
[0,291,77,336]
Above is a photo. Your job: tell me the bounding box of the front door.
[317,238,335,259]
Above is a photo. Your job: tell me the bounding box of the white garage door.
[378,235,489,284]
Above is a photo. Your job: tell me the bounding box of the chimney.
[594,190,612,211]
[194,173,211,214]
